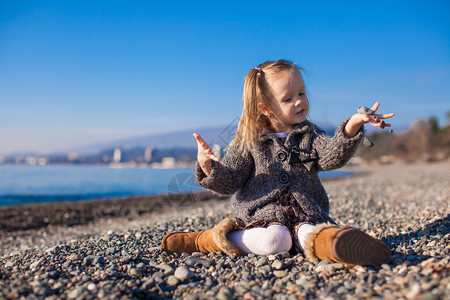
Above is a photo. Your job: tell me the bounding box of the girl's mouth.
[296,108,305,114]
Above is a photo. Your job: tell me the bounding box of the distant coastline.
[0,165,355,207]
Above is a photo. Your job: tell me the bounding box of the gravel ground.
[0,162,449,299]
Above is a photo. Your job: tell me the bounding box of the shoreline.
[0,191,227,233]
[0,169,363,232]
[0,167,358,208]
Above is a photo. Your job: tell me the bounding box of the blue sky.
[1,0,449,155]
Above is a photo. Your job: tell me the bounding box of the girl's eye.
[283,98,291,102]
[299,93,305,96]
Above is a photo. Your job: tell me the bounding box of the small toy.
[362,136,374,147]
[357,106,374,115]
[358,105,394,147]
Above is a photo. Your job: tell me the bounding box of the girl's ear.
[257,103,271,116]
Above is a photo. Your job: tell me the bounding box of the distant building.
[113,148,122,163]
[38,158,48,166]
[161,157,176,168]
[0,156,4,163]
[144,147,153,162]
[151,157,176,169]
[212,144,221,159]
[67,152,79,162]
[26,157,37,165]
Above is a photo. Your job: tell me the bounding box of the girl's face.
[263,70,309,133]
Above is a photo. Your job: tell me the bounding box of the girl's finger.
[368,120,392,128]
[361,115,371,123]
[374,113,395,119]
[193,132,204,143]
[206,154,220,162]
[370,102,380,113]
[193,133,210,150]
[368,119,381,126]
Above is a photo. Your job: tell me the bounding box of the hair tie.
[254,67,262,73]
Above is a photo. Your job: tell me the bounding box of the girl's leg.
[161,217,245,256]
[298,223,391,267]
[227,225,292,256]
[296,223,316,251]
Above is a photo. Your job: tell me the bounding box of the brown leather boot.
[160,218,245,256]
[303,223,391,267]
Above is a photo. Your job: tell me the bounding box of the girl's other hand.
[193,133,220,176]
[345,102,395,138]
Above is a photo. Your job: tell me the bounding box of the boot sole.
[332,227,391,267]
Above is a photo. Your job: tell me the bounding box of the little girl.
[161,59,395,267]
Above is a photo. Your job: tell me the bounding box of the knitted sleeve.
[312,119,364,171]
[194,147,254,195]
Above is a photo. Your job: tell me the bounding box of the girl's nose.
[295,99,302,106]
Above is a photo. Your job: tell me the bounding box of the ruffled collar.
[257,121,318,171]
[257,121,313,143]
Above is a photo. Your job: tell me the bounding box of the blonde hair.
[228,59,304,153]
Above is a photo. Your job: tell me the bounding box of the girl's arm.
[313,102,395,171]
[193,133,253,195]
[313,120,364,171]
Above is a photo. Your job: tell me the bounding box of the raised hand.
[345,102,395,138]
[193,133,220,176]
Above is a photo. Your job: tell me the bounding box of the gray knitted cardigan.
[195,119,364,226]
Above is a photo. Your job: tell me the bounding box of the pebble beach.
[0,163,449,299]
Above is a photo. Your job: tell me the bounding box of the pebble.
[5,261,14,268]
[272,260,285,270]
[155,263,174,274]
[30,258,44,270]
[235,259,244,267]
[296,278,316,289]
[129,268,143,277]
[216,287,233,300]
[45,245,61,255]
[318,260,330,266]
[86,282,97,292]
[67,287,85,299]
[185,257,213,268]
[329,263,344,270]
[259,265,273,274]
[316,264,334,273]
[256,256,269,267]
[166,275,180,286]
[174,266,194,281]
[273,270,288,277]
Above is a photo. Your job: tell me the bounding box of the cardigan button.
[279,173,290,184]
[277,151,287,161]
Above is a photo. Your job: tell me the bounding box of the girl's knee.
[261,225,292,254]
[227,224,293,256]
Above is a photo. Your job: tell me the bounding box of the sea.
[0,165,353,206]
